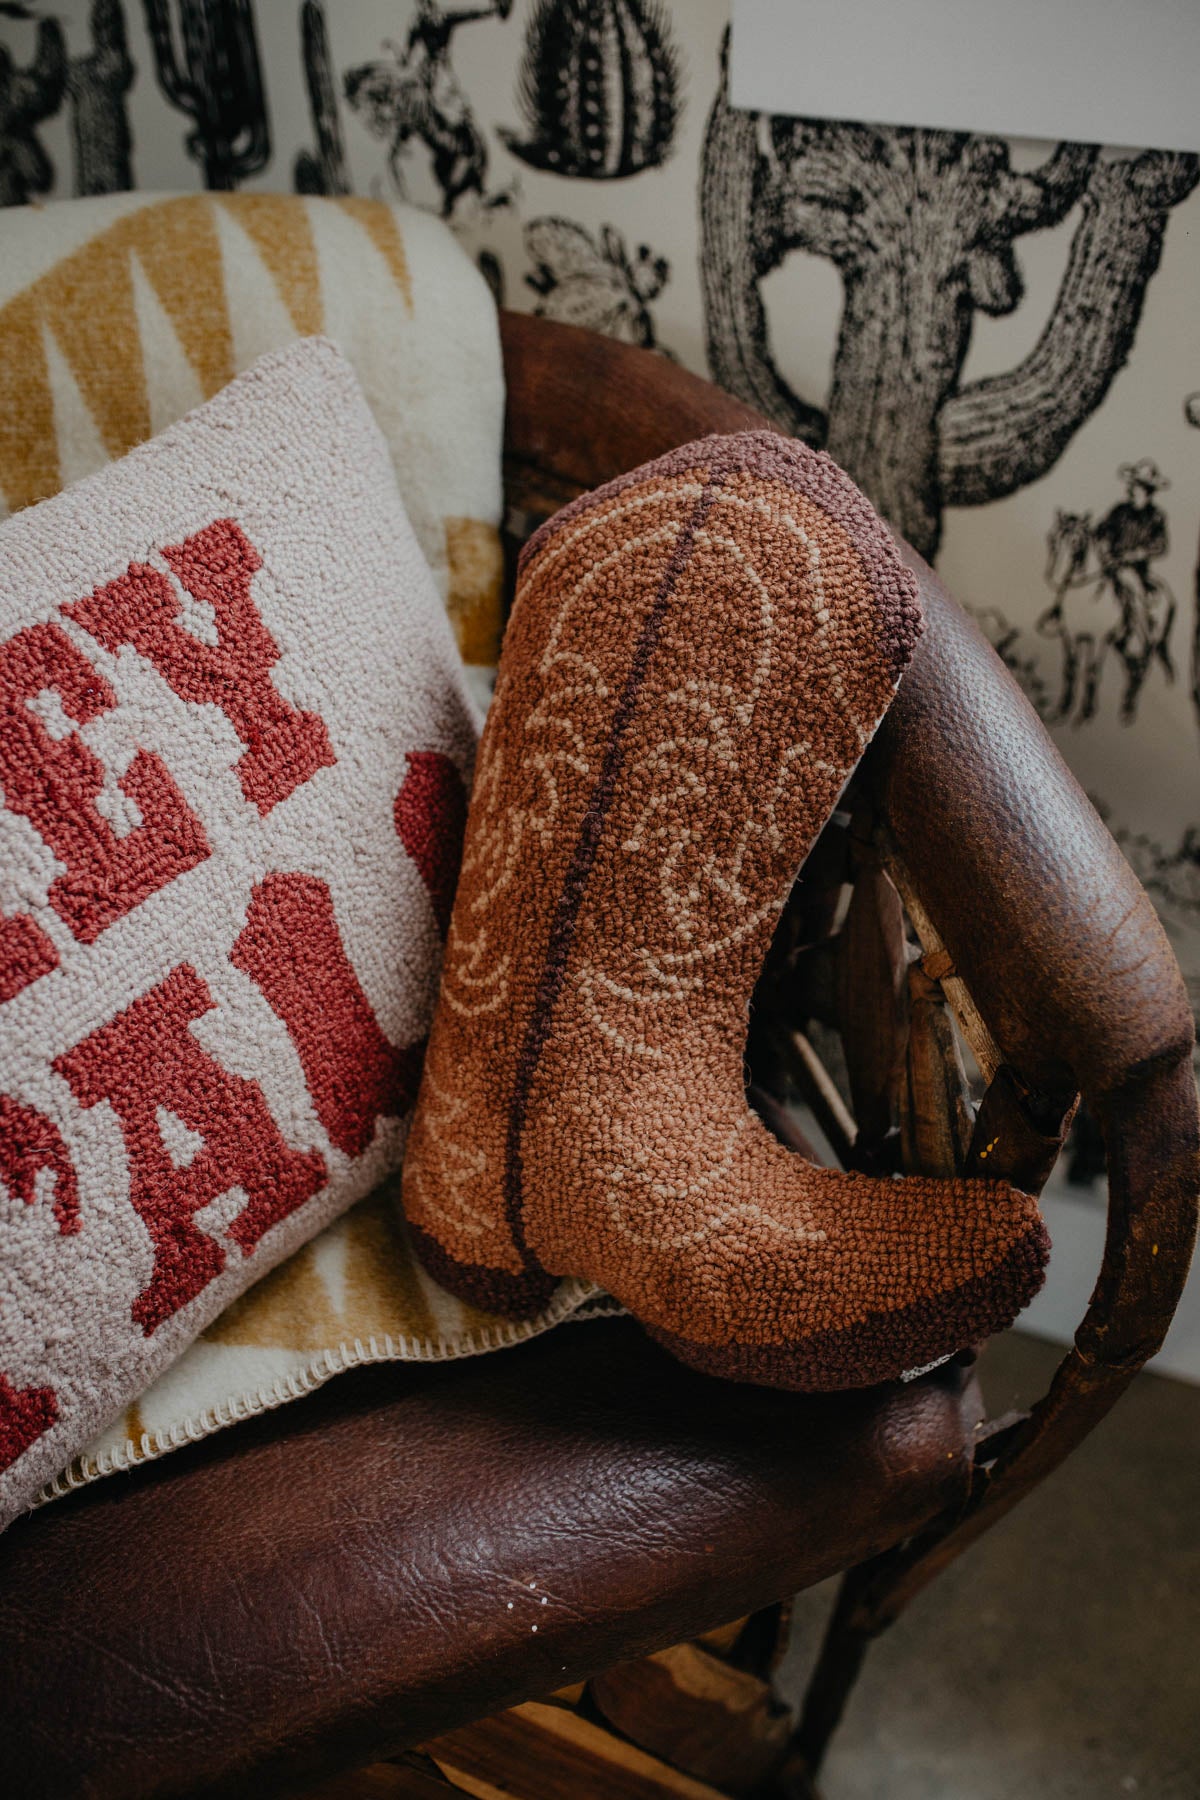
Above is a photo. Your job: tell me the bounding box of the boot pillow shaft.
[402,433,1048,1388]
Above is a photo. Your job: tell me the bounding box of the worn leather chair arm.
[873,544,1196,1103]
[854,547,1198,1606]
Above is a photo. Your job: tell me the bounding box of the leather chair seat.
[0,1318,979,1799]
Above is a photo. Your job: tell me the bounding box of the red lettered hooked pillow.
[0,338,476,1528]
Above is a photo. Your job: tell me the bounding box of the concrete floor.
[779,1332,1200,1800]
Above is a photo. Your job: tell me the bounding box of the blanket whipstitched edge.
[36,1281,621,1508]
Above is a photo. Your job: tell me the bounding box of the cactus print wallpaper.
[2,0,1198,1074]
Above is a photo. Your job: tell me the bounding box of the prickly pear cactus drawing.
[524,216,668,347]
[501,0,680,180]
[0,9,66,207]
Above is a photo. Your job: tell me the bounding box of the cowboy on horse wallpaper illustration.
[1040,459,1176,725]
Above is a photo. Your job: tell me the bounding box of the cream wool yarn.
[0,338,476,1530]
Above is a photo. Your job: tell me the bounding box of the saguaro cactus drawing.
[143,0,269,190]
[293,0,347,196]
[701,34,1199,559]
[0,12,66,207]
[67,0,135,195]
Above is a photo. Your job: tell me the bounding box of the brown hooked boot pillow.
[401,433,1050,1389]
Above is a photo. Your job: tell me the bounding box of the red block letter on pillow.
[394,750,467,939]
[54,966,327,1335]
[0,1375,57,1475]
[67,519,335,816]
[0,915,58,1006]
[0,622,209,954]
[232,873,424,1159]
[0,1094,79,1234]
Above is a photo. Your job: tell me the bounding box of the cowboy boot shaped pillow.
[402,432,1049,1388]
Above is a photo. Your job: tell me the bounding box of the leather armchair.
[0,315,1195,1800]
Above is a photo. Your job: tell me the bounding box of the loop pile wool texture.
[402,431,1050,1390]
[0,337,477,1529]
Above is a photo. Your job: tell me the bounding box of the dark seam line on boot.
[502,473,726,1271]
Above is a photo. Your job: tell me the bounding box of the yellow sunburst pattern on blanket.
[0,192,502,666]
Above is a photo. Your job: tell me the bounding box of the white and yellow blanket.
[0,191,506,675]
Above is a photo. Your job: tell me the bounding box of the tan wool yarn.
[402,432,1049,1389]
